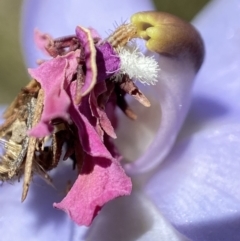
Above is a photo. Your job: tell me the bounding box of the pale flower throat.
[114,11,204,172]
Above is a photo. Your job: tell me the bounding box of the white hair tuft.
[117,44,160,85]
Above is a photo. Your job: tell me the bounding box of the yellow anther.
[130,11,204,71]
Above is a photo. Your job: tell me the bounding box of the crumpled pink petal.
[51,81,131,226]
[75,26,97,96]
[75,26,120,96]
[54,153,132,226]
[68,81,114,158]
[89,81,117,139]
[28,51,79,137]
[34,29,53,56]
[95,42,120,81]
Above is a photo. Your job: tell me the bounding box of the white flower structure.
[117,45,160,85]
[0,0,240,240]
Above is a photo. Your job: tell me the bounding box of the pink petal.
[95,42,120,81]
[68,82,114,158]
[28,51,79,137]
[55,82,132,226]
[75,26,97,96]
[33,29,53,57]
[89,81,117,139]
[54,154,132,226]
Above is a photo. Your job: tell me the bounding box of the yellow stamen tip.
[130,11,205,71]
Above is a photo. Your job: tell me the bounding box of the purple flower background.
[0,0,240,240]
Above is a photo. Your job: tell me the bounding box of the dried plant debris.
[0,19,159,226]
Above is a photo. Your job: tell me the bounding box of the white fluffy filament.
[117,45,160,85]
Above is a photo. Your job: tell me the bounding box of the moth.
[0,80,81,201]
